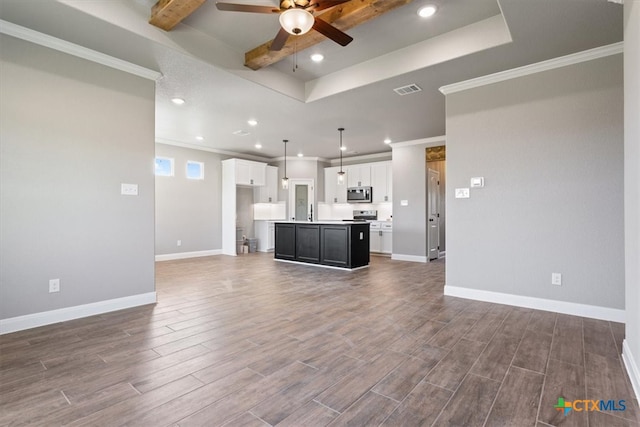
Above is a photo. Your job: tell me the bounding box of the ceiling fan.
[216,0,354,51]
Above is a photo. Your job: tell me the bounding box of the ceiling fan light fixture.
[279,8,314,35]
[310,53,324,62]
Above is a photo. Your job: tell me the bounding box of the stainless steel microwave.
[347,186,372,203]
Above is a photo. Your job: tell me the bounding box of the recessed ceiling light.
[247,119,258,126]
[195,136,204,141]
[310,53,324,62]
[255,143,262,149]
[418,5,437,18]
[297,153,303,157]
[384,138,392,144]
[171,97,185,105]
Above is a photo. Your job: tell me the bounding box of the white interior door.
[428,168,440,260]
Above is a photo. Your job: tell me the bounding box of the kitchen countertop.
[273,220,371,225]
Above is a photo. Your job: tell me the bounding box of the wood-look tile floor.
[1,254,638,426]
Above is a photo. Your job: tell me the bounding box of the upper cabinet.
[346,164,371,187]
[371,161,392,203]
[234,159,266,186]
[254,166,279,203]
[324,166,348,204]
[324,160,391,204]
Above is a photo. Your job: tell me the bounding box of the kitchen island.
[274,221,370,269]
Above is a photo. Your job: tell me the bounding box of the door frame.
[288,179,315,221]
[427,168,440,261]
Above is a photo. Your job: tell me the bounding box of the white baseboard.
[0,292,157,335]
[438,251,446,259]
[443,285,625,322]
[623,340,640,401]
[155,249,222,261]
[391,254,428,263]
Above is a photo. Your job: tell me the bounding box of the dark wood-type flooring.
[1,254,638,426]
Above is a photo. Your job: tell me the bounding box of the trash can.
[247,238,258,253]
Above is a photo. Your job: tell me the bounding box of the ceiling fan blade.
[312,18,353,46]
[215,2,280,13]
[270,27,289,51]
[309,0,349,12]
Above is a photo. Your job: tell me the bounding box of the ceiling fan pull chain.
[293,40,298,72]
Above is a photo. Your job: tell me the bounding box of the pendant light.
[282,139,289,190]
[337,128,346,185]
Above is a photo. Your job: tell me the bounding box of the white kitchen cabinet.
[234,159,266,186]
[255,220,275,252]
[369,222,392,254]
[347,164,371,187]
[254,165,278,203]
[324,166,348,203]
[371,161,392,203]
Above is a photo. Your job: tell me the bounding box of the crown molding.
[0,19,162,81]
[269,156,329,162]
[439,42,623,95]
[390,135,446,149]
[327,151,393,165]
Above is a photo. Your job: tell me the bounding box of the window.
[155,157,174,176]
[186,160,204,180]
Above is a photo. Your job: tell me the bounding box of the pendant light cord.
[338,127,344,172]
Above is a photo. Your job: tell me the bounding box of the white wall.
[155,144,227,256]
[623,0,640,400]
[0,35,156,330]
[391,137,445,261]
[444,54,624,314]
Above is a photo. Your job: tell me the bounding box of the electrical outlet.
[49,279,60,293]
[177,240,182,247]
[551,273,562,286]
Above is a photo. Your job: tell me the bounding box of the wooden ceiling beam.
[244,0,414,71]
[149,0,207,31]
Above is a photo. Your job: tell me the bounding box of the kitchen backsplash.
[317,202,392,221]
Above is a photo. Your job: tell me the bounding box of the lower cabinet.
[274,222,370,269]
[320,225,350,268]
[255,220,276,252]
[274,223,296,260]
[370,222,392,254]
[296,224,321,263]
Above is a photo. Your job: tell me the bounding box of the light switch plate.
[455,188,470,198]
[470,177,484,188]
[121,183,138,196]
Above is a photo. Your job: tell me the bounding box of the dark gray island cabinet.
[274,222,370,269]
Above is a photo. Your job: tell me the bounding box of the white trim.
[270,156,329,162]
[0,292,157,335]
[155,249,222,261]
[391,254,428,263]
[439,42,624,95]
[622,340,640,401]
[274,258,369,271]
[390,135,446,149]
[443,285,625,322]
[327,152,393,165]
[0,20,162,81]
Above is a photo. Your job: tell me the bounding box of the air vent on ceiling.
[394,84,422,96]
